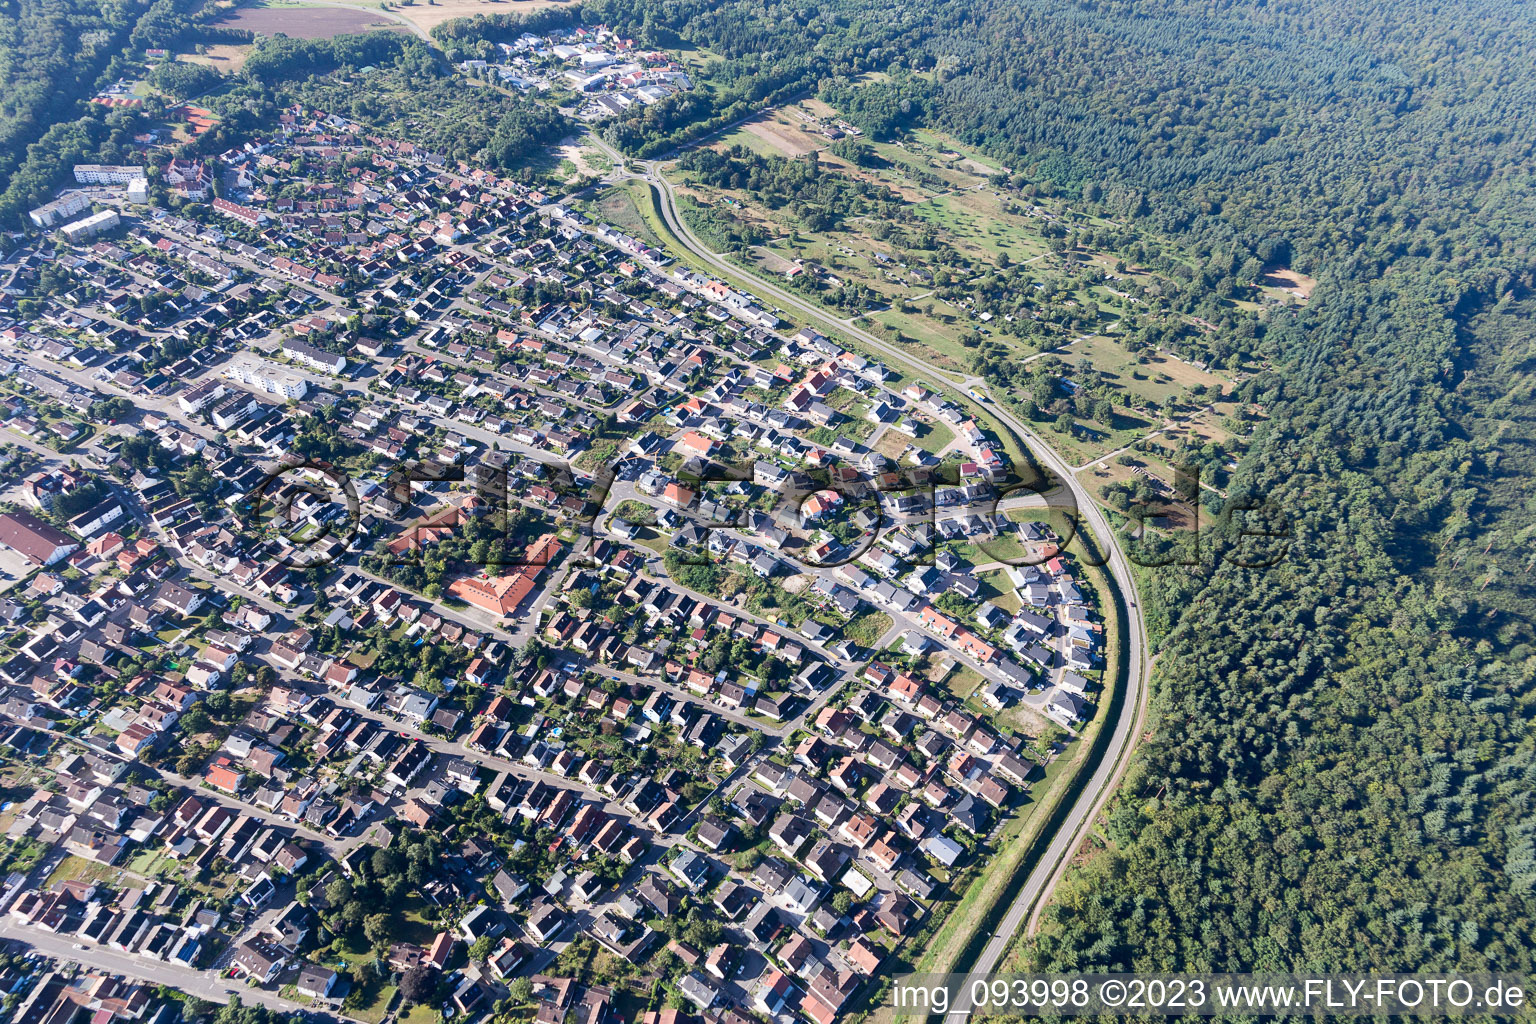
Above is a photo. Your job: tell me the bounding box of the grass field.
[976,569,1021,614]
[47,854,126,888]
[715,110,826,159]
[713,125,784,159]
[662,104,1256,483]
[912,127,1009,176]
[673,124,1137,384]
[586,182,665,249]
[947,665,984,699]
[1016,405,1152,468]
[399,1004,440,1024]
[632,525,669,554]
[988,331,1238,469]
[125,849,182,878]
[912,190,1050,263]
[179,44,252,72]
[947,531,1028,565]
[912,418,956,455]
[349,984,398,1024]
[1069,334,1231,408]
[869,137,982,193]
[866,307,977,376]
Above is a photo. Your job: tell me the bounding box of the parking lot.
[0,545,35,595]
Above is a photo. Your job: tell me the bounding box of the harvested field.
[553,138,611,181]
[213,3,407,38]
[739,116,823,157]
[1259,266,1317,300]
[381,0,576,34]
[179,44,252,71]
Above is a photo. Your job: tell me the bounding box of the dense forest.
[919,0,1536,977]
[0,0,143,191]
[436,0,1536,980]
[0,0,233,226]
[946,0,1536,979]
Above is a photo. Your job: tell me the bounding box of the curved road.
[587,134,1153,993]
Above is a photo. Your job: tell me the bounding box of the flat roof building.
[74,164,145,185]
[28,192,90,229]
[61,209,120,242]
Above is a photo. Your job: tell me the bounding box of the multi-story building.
[28,191,91,229]
[212,196,265,228]
[281,339,346,375]
[164,157,211,200]
[61,209,120,242]
[73,164,146,185]
[223,358,308,399]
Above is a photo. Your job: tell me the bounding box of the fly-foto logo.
[240,456,1290,571]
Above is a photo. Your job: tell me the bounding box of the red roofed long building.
[0,510,78,566]
[448,533,561,619]
[212,196,265,227]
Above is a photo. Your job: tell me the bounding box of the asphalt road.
[0,919,326,1019]
[584,133,1153,996]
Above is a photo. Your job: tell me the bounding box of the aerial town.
[0,107,1102,1024]
[454,25,698,122]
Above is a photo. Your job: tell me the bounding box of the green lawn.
[396,896,440,946]
[125,849,179,878]
[349,983,397,1024]
[977,569,1021,614]
[588,182,666,250]
[633,526,670,554]
[947,666,984,699]
[910,419,955,455]
[47,854,124,888]
[868,307,976,376]
[949,533,1028,565]
[399,1004,440,1024]
[842,611,893,647]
